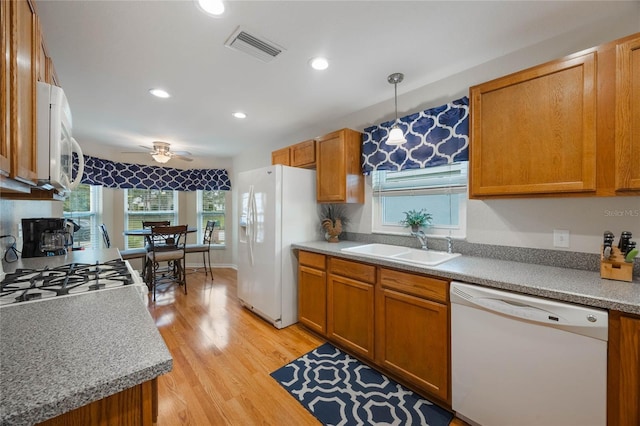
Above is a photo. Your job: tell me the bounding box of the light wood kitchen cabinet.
[1,0,10,175]
[608,311,640,426]
[290,139,316,168]
[376,268,450,403]
[272,140,316,168]
[615,35,640,191]
[271,146,290,166]
[37,378,157,426]
[8,0,38,186]
[316,128,364,203]
[470,51,597,197]
[298,251,327,336]
[327,257,375,360]
[470,31,640,198]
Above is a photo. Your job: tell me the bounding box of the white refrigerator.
[237,165,319,329]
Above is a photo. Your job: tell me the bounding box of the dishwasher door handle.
[473,297,566,325]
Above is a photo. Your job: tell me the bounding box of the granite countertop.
[293,241,640,315]
[0,250,172,426]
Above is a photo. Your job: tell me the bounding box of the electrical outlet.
[553,229,570,248]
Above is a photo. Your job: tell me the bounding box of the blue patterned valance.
[362,96,469,174]
[75,155,231,191]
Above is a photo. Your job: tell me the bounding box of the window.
[372,162,467,238]
[197,190,226,246]
[125,189,178,248]
[63,184,102,249]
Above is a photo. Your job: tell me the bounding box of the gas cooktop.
[0,259,137,307]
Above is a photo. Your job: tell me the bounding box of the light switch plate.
[553,229,570,248]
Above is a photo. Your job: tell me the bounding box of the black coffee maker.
[21,218,70,258]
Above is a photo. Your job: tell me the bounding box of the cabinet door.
[376,287,449,402]
[608,312,640,426]
[10,0,37,184]
[316,128,364,203]
[317,131,346,202]
[615,35,640,191]
[271,147,290,166]
[290,140,316,168]
[470,52,597,197]
[327,273,374,360]
[1,0,10,174]
[298,265,327,335]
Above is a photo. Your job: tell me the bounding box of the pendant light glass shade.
[386,72,406,145]
[387,125,406,145]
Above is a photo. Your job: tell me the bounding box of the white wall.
[232,10,640,257]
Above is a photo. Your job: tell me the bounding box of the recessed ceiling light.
[196,0,225,16]
[309,57,329,71]
[232,112,247,119]
[149,88,170,98]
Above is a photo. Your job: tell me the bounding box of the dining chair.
[99,224,146,267]
[146,224,188,301]
[185,220,216,280]
[142,220,171,248]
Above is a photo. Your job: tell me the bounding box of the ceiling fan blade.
[174,155,193,162]
[121,151,149,154]
[138,145,155,151]
[172,150,192,156]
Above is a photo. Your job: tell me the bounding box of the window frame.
[371,162,468,239]
[197,189,226,247]
[63,184,103,249]
[124,189,179,249]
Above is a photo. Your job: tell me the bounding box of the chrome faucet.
[411,231,428,250]
[446,236,453,254]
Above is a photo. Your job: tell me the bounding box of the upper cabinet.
[1,0,40,190]
[470,52,596,196]
[316,128,364,203]
[271,146,290,166]
[271,139,317,168]
[470,32,640,198]
[615,36,640,191]
[10,0,38,185]
[290,139,316,168]
[1,0,10,175]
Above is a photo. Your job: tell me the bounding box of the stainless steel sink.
[341,243,460,266]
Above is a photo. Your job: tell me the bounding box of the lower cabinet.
[376,268,449,402]
[327,257,375,361]
[297,251,450,404]
[298,252,327,335]
[608,311,640,426]
[37,378,157,426]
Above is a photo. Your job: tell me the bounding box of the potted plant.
[319,204,348,242]
[400,209,432,232]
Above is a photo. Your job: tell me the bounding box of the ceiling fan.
[123,141,193,163]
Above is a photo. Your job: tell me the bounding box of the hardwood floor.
[147,269,465,425]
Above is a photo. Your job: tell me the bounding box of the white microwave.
[36,82,84,193]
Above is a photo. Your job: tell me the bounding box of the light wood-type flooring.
[147,268,466,425]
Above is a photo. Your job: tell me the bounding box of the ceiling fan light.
[387,125,406,145]
[152,153,171,164]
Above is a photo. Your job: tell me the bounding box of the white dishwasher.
[450,282,608,426]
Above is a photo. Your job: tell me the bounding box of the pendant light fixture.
[386,72,406,145]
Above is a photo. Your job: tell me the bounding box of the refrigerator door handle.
[247,184,256,266]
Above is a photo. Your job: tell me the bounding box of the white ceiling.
[36,0,636,161]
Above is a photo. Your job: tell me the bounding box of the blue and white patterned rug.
[271,342,453,426]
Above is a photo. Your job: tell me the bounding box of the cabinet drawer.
[299,251,326,270]
[291,140,316,168]
[329,257,376,284]
[379,268,449,303]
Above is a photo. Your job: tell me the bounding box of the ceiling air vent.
[224,27,285,63]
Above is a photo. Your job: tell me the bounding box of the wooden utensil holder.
[600,246,633,282]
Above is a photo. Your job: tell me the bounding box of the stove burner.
[1,259,135,306]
